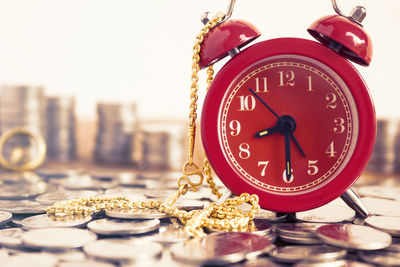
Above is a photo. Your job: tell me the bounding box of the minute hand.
[249,88,281,120]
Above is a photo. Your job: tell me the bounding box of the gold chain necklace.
[46,11,260,238]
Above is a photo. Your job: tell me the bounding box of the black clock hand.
[284,132,292,180]
[254,125,280,138]
[291,133,306,157]
[249,88,282,120]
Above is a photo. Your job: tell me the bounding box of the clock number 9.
[229,120,241,136]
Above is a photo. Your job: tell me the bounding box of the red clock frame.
[201,37,376,212]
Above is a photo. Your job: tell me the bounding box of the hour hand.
[254,125,280,138]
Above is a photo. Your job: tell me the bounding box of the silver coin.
[106,207,169,219]
[0,200,48,214]
[358,250,400,266]
[170,233,248,265]
[58,259,115,267]
[361,197,400,216]
[279,234,323,245]
[230,257,281,267]
[316,223,392,250]
[385,237,400,252]
[294,259,374,267]
[0,211,12,225]
[0,181,47,200]
[83,238,162,263]
[22,228,96,250]
[21,228,97,250]
[3,252,58,267]
[163,198,204,211]
[87,218,160,235]
[140,223,190,245]
[276,222,328,238]
[144,189,179,199]
[35,189,100,205]
[103,188,146,201]
[268,245,346,263]
[0,228,25,248]
[251,220,273,236]
[365,215,400,236]
[21,214,92,230]
[49,249,86,262]
[357,185,400,201]
[296,201,355,223]
[60,174,116,190]
[238,203,287,221]
[0,249,9,262]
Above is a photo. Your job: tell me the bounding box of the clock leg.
[340,188,370,218]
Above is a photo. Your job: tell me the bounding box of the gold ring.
[0,127,46,171]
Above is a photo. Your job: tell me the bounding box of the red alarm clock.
[200,1,375,212]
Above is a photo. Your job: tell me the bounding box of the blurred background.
[0,0,398,172]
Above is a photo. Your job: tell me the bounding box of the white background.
[0,0,398,121]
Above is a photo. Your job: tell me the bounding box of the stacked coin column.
[46,96,77,162]
[0,85,46,137]
[132,122,185,171]
[94,103,138,165]
[366,119,400,174]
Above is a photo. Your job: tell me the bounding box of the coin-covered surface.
[316,223,392,250]
[1,162,400,266]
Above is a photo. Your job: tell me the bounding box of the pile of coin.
[46,96,77,162]
[94,102,138,165]
[366,119,400,174]
[0,85,46,138]
[132,122,185,170]
[1,168,400,266]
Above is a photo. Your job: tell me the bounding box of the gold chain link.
[46,11,260,238]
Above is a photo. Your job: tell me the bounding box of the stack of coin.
[0,85,46,137]
[94,102,138,164]
[46,96,77,162]
[132,122,185,170]
[366,119,400,174]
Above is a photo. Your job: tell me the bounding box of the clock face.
[201,38,375,212]
[220,55,358,195]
